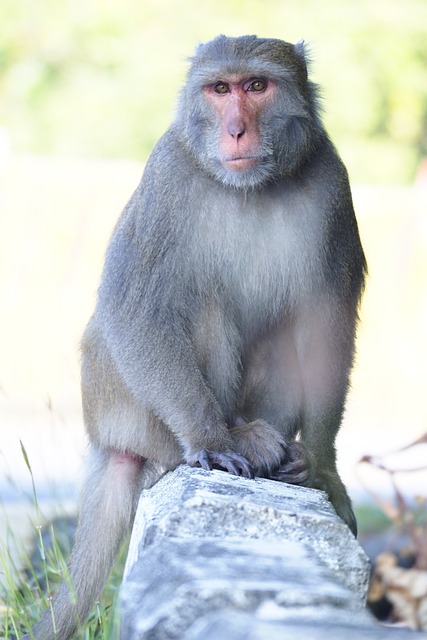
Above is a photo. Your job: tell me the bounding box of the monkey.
[25,35,366,640]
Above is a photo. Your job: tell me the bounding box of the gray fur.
[25,34,366,639]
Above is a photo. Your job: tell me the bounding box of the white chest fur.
[192,180,325,316]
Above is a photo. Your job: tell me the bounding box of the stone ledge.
[120,466,416,639]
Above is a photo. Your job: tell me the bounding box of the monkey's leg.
[236,323,309,484]
[294,303,358,535]
[28,448,145,640]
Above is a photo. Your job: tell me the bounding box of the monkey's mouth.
[222,156,261,172]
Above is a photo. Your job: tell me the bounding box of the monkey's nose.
[227,120,246,139]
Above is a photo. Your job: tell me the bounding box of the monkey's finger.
[186,450,213,471]
[275,463,309,484]
[272,468,309,485]
[211,452,254,479]
[278,453,308,474]
[187,450,253,478]
[220,459,241,476]
[280,441,304,459]
[233,455,254,479]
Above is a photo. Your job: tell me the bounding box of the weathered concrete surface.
[120,466,418,639]
[124,466,369,598]
[183,610,423,639]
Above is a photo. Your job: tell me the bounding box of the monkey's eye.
[213,82,229,94]
[248,79,267,92]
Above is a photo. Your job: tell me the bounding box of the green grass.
[0,445,125,640]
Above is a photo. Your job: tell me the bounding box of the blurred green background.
[0,0,426,525]
[1,0,427,183]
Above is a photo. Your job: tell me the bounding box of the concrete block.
[120,467,416,639]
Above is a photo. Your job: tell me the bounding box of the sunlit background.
[1,0,426,550]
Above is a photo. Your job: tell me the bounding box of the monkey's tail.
[27,448,144,640]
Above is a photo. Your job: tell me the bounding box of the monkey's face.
[178,36,320,191]
[201,76,277,190]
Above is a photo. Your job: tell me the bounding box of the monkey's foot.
[314,471,357,536]
[186,450,254,478]
[270,441,310,486]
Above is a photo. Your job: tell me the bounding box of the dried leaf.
[374,553,427,630]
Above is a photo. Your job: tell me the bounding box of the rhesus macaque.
[26,35,366,639]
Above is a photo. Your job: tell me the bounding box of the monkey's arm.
[93,163,251,476]
[98,297,250,475]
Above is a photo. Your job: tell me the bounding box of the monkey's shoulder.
[114,128,201,231]
[142,127,197,184]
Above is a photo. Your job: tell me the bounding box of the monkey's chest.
[204,212,320,318]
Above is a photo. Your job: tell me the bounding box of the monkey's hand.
[186,450,254,478]
[270,441,310,486]
[229,420,308,484]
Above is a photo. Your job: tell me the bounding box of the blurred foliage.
[0,0,426,183]
[358,434,427,630]
[354,503,392,535]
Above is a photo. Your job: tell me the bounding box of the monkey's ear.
[294,39,306,57]
[294,39,308,79]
